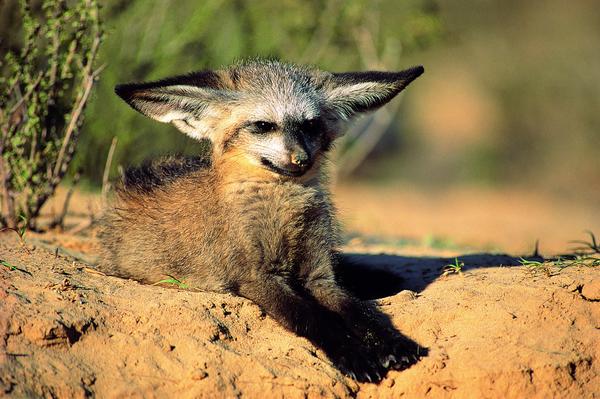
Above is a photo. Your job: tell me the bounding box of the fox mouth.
[260,158,308,177]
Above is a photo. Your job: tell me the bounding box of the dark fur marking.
[221,126,243,152]
[229,69,241,89]
[332,67,424,87]
[122,156,209,194]
[115,70,224,103]
[330,66,424,114]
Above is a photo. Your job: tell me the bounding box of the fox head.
[115,59,423,180]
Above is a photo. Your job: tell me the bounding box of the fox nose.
[290,151,309,167]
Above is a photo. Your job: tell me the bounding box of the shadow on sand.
[321,251,541,374]
[336,252,540,300]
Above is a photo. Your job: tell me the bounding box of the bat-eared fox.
[99,59,424,383]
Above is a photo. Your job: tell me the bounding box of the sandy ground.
[1,185,599,398]
[334,184,600,254]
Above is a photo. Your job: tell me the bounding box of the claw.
[365,373,373,383]
[381,357,390,368]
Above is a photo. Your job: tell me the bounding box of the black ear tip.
[395,65,424,87]
[407,65,425,78]
[114,83,134,101]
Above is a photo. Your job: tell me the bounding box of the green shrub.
[0,0,103,229]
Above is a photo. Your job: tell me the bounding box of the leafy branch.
[0,0,104,230]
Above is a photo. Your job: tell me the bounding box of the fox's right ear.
[115,71,236,141]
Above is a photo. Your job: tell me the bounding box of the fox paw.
[376,335,427,371]
[336,350,386,383]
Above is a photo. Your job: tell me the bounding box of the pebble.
[191,369,209,380]
[581,280,600,301]
[395,290,418,301]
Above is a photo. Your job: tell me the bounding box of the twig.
[102,136,118,204]
[353,25,383,69]
[531,239,541,258]
[334,16,403,178]
[66,217,93,235]
[7,72,44,116]
[52,55,101,179]
[66,200,95,235]
[336,107,398,178]
[49,170,81,230]
[299,0,343,63]
[0,156,16,228]
[33,63,105,220]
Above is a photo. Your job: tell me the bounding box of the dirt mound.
[1,233,598,398]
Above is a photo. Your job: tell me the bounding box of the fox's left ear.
[324,66,424,120]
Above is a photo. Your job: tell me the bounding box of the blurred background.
[2,0,599,253]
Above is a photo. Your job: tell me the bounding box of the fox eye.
[301,119,321,136]
[250,121,277,134]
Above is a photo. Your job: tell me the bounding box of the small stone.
[191,369,208,380]
[581,280,600,301]
[395,290,418,301]
[384,377,395,387]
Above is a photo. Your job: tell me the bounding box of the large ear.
[114,70,236,140]
[323,65,424,120]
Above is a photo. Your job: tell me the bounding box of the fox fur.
[98,59,424,382]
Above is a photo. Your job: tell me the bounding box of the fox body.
[99,59,424,382]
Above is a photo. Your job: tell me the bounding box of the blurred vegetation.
[0,0,103,229]
[361,0,600,197]
[73,0,441,183]
[2,0,599,197]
